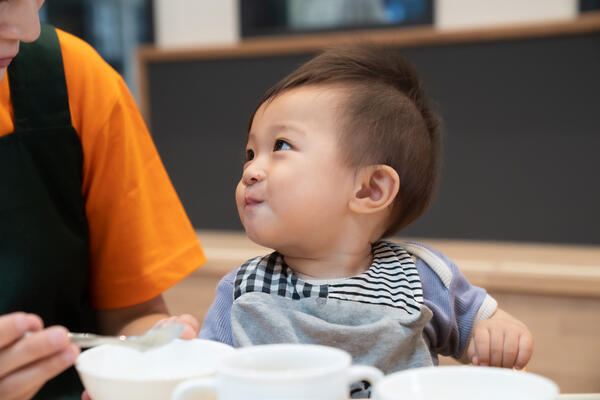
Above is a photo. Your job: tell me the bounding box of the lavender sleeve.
[414,243,497,362]
[198,269,237,345]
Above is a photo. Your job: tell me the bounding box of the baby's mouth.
[244,196,264,207]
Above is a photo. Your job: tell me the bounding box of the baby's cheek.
[234,187,245,212]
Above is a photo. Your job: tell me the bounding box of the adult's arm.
[96,295,199,339]
[56,29,206,313]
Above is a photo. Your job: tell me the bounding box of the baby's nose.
[242,165,266,185]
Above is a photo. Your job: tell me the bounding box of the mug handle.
[347,365,384,388]
[171,377,218,400]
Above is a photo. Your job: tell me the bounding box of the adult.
[0,1,206,398]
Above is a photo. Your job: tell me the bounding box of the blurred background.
[42,0,600,244]
[40,1,600,392]
[40,0,600,245]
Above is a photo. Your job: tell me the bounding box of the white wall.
[153,0,239,48]
[152,0,580,48]
[435,0,578,29]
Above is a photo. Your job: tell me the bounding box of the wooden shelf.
[138,11,600,62]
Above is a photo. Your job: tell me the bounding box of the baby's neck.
[281,243,375,280]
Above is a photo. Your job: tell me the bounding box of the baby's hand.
[467,308,533,370]
[154,314,200,340]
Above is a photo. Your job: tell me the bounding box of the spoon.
[67,322,185,352]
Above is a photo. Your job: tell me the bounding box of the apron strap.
[7,24,72,131]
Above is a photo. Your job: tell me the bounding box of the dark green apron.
[1,25,98,400]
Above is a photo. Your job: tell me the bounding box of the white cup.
[171,343,383,400]
[75,339,234,400]
[373,365,559,400]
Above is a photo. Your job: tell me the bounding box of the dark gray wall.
[147,33,600,245]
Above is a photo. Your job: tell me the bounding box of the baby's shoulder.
[380,240,456,289]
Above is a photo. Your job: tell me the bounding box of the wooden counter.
[164,231,600,394]
[138,11,600,60]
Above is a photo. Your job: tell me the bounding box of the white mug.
[373,365,559,400]
[171,343,383,400]
[75,339,234,400]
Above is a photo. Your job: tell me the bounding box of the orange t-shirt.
[0,29,206,309]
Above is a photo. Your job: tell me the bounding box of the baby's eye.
[273,139,292,151]
[245,149,255,161]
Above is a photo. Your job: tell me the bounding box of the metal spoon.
[67,322,185,352]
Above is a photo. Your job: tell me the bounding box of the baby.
[200,44,533,397]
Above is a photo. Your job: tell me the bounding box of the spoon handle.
[67,332,129,348]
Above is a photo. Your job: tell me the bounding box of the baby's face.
[236,86,356,253]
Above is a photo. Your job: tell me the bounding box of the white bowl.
[373,366,559,400]
[75,339,234,400]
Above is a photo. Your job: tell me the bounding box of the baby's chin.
[244,227,283,250]
[244,227,271,247]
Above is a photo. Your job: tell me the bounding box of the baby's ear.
[349,165,400,214]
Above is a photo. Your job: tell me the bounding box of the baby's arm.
[198,269,237,345]
[410,241,532,369]
[466,308,533,369]
[411,242,496,361]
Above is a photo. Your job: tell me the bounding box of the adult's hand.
[0,312,80,400]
